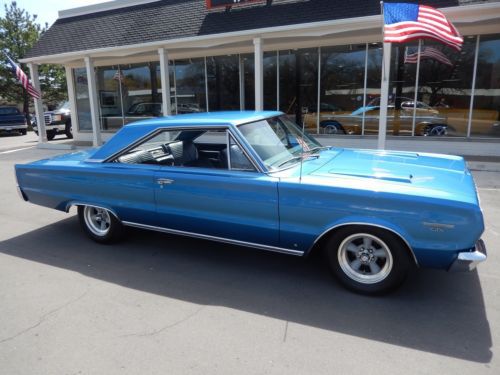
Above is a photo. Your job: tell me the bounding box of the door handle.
[157,178,174,187]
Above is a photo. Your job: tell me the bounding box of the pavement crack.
[120,306,205,338]
[0,289,89,345]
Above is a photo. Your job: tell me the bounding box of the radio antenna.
[299,115,306,183]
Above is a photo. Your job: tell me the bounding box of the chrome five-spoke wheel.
[78,205,124,243]
[325,225,412,294]
[338,233,393,284]
[83,206,111,236]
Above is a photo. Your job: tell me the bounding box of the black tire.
[20,129,27,135]
[46,131,56,141]
[324,225,412,295]
[321,121,345,135]
[65,121,73,139]
[77,205,124,244]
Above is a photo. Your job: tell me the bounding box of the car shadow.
[0,217,492,363]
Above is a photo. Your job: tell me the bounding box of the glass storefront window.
[121,62,161,125]
[73,67,92,131]
[471,34,500,138]
[263,51,278,110]
[417,37,476,137]
[318,44,366,135]
[207,55,240,111]
[174,58,207,114]
[96,65,124,130]
[279,50,297,121]
[242,54,255,110]
[278,49,318,128]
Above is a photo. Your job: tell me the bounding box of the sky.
[1,0,112,27]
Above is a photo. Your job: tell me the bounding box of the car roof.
[126,111,282,127]
[90,111,283,161]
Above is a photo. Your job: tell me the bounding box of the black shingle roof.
[26,0,483,58]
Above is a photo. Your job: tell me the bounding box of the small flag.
[384,3,463,51]
[4,53,41,99]
[113,70,124,82]
[404,46,453,66]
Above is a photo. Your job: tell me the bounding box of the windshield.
[56,101,70,111]
[238,115,322,171]
[0,107,20,115]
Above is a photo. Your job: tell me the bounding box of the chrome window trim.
[103,124,266,173]
[122,221,304,256]
[309,222,419,266]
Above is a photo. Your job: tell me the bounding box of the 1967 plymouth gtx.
[15,111,487,294]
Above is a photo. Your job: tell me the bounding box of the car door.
[153,129,280,247]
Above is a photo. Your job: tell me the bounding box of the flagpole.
[411,40,422,136]
[378,1,391,150]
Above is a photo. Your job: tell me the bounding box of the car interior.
[114,129,255,171]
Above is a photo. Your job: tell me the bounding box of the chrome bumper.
[449,239,487,272]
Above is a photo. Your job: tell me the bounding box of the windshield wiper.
[308,146,330,154]
[276,153,320,168]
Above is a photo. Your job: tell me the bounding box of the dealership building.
[22,0,500,156]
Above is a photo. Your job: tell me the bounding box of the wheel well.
[68,203,120,221]
[307,223,418,266]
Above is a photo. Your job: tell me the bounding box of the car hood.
[306,148,479,205]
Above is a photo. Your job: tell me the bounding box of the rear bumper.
[449,239,487,272]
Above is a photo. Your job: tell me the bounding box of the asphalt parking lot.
[1,137,499,375]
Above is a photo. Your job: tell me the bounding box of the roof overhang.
[20,2,500,66]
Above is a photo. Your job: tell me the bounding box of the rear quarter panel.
[15,162,159,226]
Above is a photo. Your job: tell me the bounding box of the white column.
[65,66,79,137]
[378,42,392,150]
[254,37,264,111]
[28,63,47,143]
[84,56,102,147]
[158,48,172,116]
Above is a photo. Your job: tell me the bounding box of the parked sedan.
[15,111,486,294]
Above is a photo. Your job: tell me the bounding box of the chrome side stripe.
[122,221,305,256]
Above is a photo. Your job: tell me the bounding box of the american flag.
[5,53,41,99]
[383,3,463,51]
[404,46,453,66]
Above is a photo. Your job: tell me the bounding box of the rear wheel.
[78,205,124,244]
[324,226,412,295]
[322,121,345,135]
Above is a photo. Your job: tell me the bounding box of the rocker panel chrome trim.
[122,221,304,256]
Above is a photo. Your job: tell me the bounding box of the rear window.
[0,107,20,115]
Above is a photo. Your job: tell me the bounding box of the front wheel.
[78,205,124,244]
[65,121,73,139]
[325,226,412,295]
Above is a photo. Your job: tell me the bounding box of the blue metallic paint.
[15,111,485,271]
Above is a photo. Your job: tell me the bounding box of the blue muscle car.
[15,111,487,294]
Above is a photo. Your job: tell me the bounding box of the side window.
[114,127,255,171]
[227,135,256,172]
